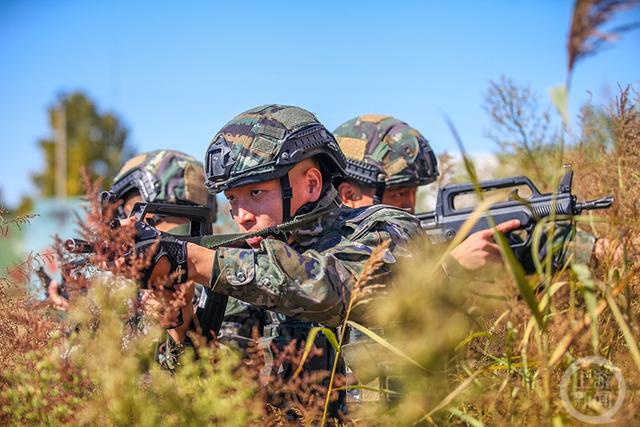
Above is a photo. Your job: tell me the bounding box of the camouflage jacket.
[208,188,422,328]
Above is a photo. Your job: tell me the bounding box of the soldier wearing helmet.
[46,149,215,314]
[333,115,521,272]
[110,150,229,366]
[334,115,617,275]
[333,114,439,212]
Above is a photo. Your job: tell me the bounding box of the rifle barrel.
[64,238,94,254]
[576,196,614,212]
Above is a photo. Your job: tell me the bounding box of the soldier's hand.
[450,219,521,271]
[47,279,69,311]
[593,238,624,267]
[118,217,189,287]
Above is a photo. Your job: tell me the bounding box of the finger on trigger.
[497,219,520,233]
[488,241,502,252]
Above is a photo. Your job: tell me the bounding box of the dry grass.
[568,0,640,84]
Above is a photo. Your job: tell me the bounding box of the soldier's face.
[224,159,323,248]
[225,180,283,247]
[382,185,417,213]
[338,181,418,212]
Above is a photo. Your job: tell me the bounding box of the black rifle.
[417,168,613,251]
[64,191,228,337]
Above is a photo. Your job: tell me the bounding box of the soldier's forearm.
[187,243,215,285]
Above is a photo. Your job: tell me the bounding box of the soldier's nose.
[235,206,255,228]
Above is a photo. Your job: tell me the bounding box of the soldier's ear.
[305,166,323,202]
[338,181,361,207]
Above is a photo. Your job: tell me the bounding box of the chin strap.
[280,174,294,222]
[374,185,385,204]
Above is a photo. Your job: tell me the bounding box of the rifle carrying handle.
[439,176,543,216]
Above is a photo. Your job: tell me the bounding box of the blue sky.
[1,1,638,207]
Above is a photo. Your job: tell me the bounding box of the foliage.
[567,0,640,83]
[0,183,331,426]
[338,85,640,426]
[31,91,134,198]
[483,76,560,188]
[2,3,639,424]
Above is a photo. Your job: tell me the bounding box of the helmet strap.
[280,174,294,222]
[374,185,385,204]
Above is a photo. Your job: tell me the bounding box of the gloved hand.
[131,221,189,288]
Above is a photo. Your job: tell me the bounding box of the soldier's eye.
[250,190,263,197]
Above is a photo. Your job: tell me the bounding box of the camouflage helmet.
[204,104,347,221]
[112,150,212,208]
[333,115,439,198]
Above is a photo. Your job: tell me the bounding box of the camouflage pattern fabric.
[205,104,346,194]
[208,187,422,328]
[113,149,210,206]
[217,298,266,349]
[333,115,438,188]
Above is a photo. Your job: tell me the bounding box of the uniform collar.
[288,187,342,248]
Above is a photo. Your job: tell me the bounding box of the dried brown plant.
[568,0,640,83]
[242,331,347,426]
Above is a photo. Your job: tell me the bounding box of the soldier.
[107,151,208,341]
[333,114,518,272]
[111,150,262,369]
[332,114,616,273]
[129,105,436,326]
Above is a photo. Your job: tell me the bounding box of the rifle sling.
[194,208,329,249]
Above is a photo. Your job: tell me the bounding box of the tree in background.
[482,76,561,188]
[32,92,134,197]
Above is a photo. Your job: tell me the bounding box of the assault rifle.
[417,167,613,251]
[64,191,228,337]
